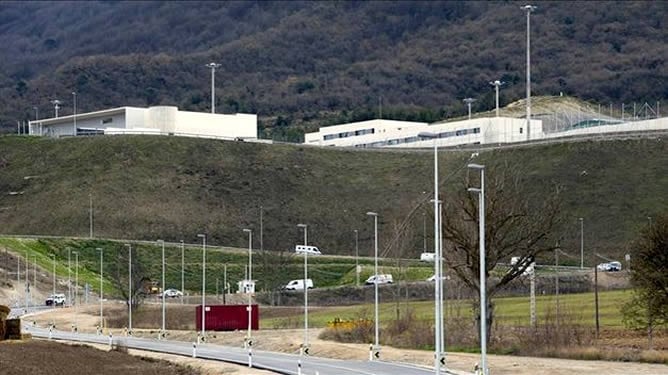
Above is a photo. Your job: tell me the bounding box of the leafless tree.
[443,161,563,344]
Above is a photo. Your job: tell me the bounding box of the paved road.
[25,325,462,375]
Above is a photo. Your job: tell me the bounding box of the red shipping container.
[196,304,259,331]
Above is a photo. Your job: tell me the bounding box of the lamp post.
[89,193,93,238]
[50,254,56,297]
[125,244,132,334]
[243,229,253,343]
[72,92,77,136]
[181,240,185,305]
[197,234,207,339]
[354,229,359,287]
[72,251,79,332]
[96,248,104,333]
[157,240,166,338]
[51,99,61,118]
[579,217,584,270]
[489,80,505,117]
[67,248,71,307]
[522,4,537,141]
[463,98,476,120]
[467,163,487,375]
[296,223,309,353]
[205,62,221,114]
[418,131,444,373]
[366,212,381,359]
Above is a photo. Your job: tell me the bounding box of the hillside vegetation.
[0,135,666,263]
[1,1,666,140]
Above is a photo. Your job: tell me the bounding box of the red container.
[195,304,259,331]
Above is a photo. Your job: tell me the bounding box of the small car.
[162,288,183,298]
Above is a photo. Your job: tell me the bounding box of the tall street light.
[125,243,133,334]
[579,217,584,269]
[157,240,166,338]
[467,163,487,375]
[418,131,444,373]
[181,240,185,305]
[366,212,381,359]
[89,193,93,238]
[489,80,505,117]
[197,233,207,339]
[51,99,61,118]
[354,229,359,287]
[296,223,309,353]
[463,98,476,120]
[72,251,79,332]
[96,248,104,333]
[243,229,253,344]
[523,4,537,141]
[49,253,56,326]
[67,248,71,308]
[72,92,77,135]
[205,62,221,114]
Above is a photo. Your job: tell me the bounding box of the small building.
[237,279,256,294]
[28,105,257,140]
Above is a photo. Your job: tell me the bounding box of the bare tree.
[442,161,563,344]
[109,244,147,312]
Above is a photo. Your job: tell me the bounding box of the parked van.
[295,245,322,255]
[420,252,435,262]
[365,274,393,285]
[284,278,314,291]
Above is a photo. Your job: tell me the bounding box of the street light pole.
[243,229,253,343]
[418,131,444,372]
[468,163,487,375]
[523,4,537,141]
[125,244,132,334]
[297,223,309,352]
[67,248,71,307]
[354,229,359,287]
[158,240,166,338]
[197,234,207,339]
[580,217,584,270]
[181,240,185,305]
[463,98,476,120]
[72,92,77,136]
[205,63,221,114]
[96,248,103,332]
[89,193,93,238]
[489,80,505,117]
[73,251,79,332]
[366,212,380,359]
[51,99,61,118]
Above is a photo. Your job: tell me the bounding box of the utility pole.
[523,4,537,141]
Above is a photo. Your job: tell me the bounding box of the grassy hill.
[0,133,666,265]
[1,1,666,139]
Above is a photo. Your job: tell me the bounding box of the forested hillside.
[1,1,666,140]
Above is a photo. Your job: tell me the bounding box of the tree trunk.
[474,299,495,347]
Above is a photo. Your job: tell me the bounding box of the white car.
[162,288,183,298]
[365,274,393,285]
[597,261,622,272]
[420,252,435,262]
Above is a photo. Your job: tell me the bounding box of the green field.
[262,289,631,329]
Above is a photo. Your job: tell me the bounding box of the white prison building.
[29,106,258,140]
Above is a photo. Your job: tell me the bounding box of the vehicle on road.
[420,252,435,262]
[426,274,451,282]
[295,245,322,255]
[45,293,66,306]
[161,288,183,298]
[597,261,622,272]
[283,278,314,291]
[365,274,393,285]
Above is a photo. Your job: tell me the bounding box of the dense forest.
[1,1,666,140]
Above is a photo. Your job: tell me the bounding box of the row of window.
[323,128,374,140]
[354,127,480,148]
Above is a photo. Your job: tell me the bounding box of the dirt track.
[22,305,668,375]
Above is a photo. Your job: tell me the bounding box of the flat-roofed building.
[29,106,257,140]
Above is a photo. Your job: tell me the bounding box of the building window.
[102,118,113,124]
[519,127,523,134]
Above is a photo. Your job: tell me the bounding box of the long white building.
[304,115,668,148]
[29,106,258,140]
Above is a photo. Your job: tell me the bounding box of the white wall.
[175,111,257,139]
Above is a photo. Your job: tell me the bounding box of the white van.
[365,274,393,285]
[284,278,314,290]
[295,245,322,255]
[420,252,435,262]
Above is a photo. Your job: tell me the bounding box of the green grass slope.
[0,135,667,263]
